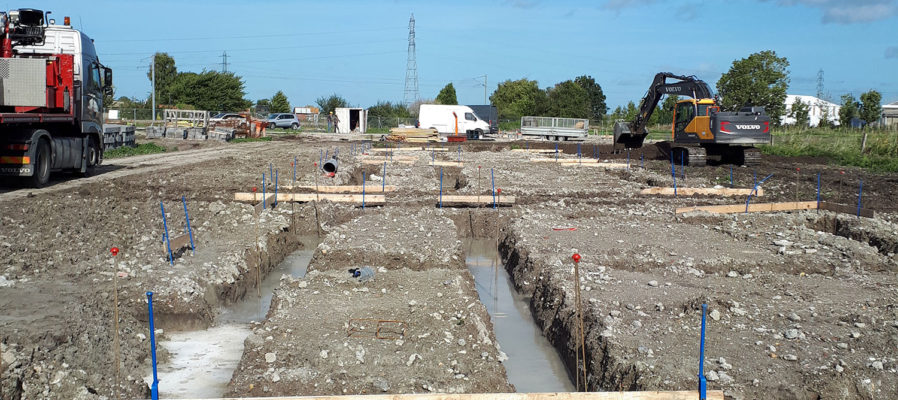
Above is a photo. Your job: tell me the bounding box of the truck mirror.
[103,67,113,88]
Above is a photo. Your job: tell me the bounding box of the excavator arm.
[614,72,714,148]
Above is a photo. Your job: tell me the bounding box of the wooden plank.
[430,161,465,167]
[163,232,193,255]
[818,201,875,218]
[361,159,415,165]
[676,201,818,215]
[236,192,385,205]
[371,147,447,152]
[641,187,764,197]
[358,155,418,162]
[440,194,516,206]
[282,185,398,193]
[510,149,556,153]
[530,158,599,163]
[188,390,725,400]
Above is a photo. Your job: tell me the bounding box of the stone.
[648,280,659,287]
[784,329,800,340]
[320,350,329,359]
[709,309,721,321]
[265,352,276,363]
[373,377,391,392]
[871,361,884,370]
[706,370,719,381]
[787,313,801,322]
[631,320,642,328]
[718,371,734,384]
[271,372,280,382]
[727,271,739,278]
[783,354,798,361]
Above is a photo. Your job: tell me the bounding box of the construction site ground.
[0,133,896,400]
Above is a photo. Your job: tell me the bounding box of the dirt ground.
[0,133,895,399]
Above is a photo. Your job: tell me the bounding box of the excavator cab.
[672,98,717,143]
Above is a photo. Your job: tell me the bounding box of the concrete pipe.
[323,158,338,174]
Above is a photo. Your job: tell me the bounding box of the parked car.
[267,113,301,129]
[210,113,243,122]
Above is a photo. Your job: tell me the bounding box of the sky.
[31,0,898,110]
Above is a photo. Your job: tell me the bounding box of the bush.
[103,143,167,159]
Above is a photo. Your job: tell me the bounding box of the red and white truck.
[0,8,112,187]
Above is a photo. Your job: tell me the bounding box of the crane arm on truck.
[614,72,714,149]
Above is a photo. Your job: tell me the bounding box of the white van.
[418,104,490,138]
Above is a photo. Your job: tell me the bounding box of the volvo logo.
[665,87,682,92]
[735,124,761,130]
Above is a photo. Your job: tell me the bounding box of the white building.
[882,101,898,129]
[782,94,840,127]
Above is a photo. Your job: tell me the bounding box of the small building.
[882,101,898,129]
[782,94,840,127]
[335,107,367,134]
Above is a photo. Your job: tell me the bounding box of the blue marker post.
[293,156,297,184]
[577,143,581,159]
[160,202,173,266]
[816,172,821,209]
[324,150,329,166]
[640,153,645,169]
[627,149,631,171]
[458,145,461,163]
[681,153,685,179]
[856,180,863,218]
[269,163,273,185]
[555,142,559,162]
[730,165,734,188]
[181,196,195,255]
[491,168,496,209]
[362,172,366,210]
[274,169,278,207]
[745,173,774,213]
[670,152,677,198]
[698,303,708,400]
[382,161,386,192]
[439,167,443,209]
[147,291,160,400]
[262,173,266,210]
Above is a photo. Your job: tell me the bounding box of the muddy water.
[145,238,317,398]
[464,239,575,393]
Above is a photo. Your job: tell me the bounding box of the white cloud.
[774,0,897,23]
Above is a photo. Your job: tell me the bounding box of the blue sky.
[34,0,898,110]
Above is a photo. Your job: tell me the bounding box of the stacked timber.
[387,127,440,143]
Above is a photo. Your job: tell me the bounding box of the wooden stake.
[313,164,321,238]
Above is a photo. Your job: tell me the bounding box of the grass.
[760,127,898,172]
[103,143,167,159]
[231,136,273,143]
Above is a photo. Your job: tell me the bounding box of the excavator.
[613,72,771,166]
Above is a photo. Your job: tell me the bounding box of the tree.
[435,83,458,105]
[654,95,679,127]
[490,79,547,120]
[859,90,882,127]
[716,50,790,126]
[546,80,589,118]
[167,71,251,111]
[368,101,411,119]
[573,75,607,121]
[254,98,272,116]
[838,94,859,128]
[315,94,349,115]
[623,101,639,122]
[148,52,178,105]
[790,98,809,129]
[270,91,291,113]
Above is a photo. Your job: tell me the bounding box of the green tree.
[435,83,458,105]
[167,71,251,111]
[573,75,607,121]
[546,80,589,118]
[148,52,178,105]
[315,94,349,115]
[254,98,272,116]
[653,95,679,127]
[490,79,547,119]
[790,98,810,128]
[623,101,639,121]
[270,91,291,113]
[838,94,859,128]
[859,90,882,127]
[368,101,411,119]
[716,50,790,126]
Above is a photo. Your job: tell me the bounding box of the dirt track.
[0,135,896,399]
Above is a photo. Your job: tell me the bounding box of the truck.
[466,104,498,135]
[0,8,112,187]
[520,116,589,141]
[418,104,490,140]
[613,72,771,166]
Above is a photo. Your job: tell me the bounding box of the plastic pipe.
[160,202,173,265]
[745,173,774,213]
[181,196,195,255]
[147,291,159,400]
[698,303,708,400]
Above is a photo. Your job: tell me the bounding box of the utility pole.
[403,14,419,108]
[477,74,488,104]
[151,56,156,122]
[221,51,229,73]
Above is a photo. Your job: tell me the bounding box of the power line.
[101,27,404,43]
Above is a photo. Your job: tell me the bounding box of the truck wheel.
[79,136,100,176]
[474,129,483,139]
[28,140,51,188]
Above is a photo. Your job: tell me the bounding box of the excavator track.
[671,146,707,166]
[743,147,762,167]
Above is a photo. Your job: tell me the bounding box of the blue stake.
[577,143,581,159]
[147,291,160,400]
[160,202,173,266]
[555,143,559,161]
[324,150,329,166]
[383,161,386,192]
[458,145,461,163]
[319,150,323,169]
[293,156,297,183]
[432,148,435,164]
[269,163,272,185]
[491,168,496,209]
[730,165,734,188]
[745,173,775,213]
[274,169,278,207]
[698,303,708,400]
[262,173,266,210]
[816,172,821,207]
[181,196,195,255]
[439,167,443,209]
[362,172,366,210]
[640,153,644,169]
[856,180,863,218]
[681,153,685,179]
[627,149,631,171]
[753,171,757,188]
[670,152,677,198]
[527,142,530,151]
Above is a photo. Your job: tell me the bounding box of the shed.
[335,107,367,134]
[882,101,898,128]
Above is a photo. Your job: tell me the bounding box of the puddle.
[464,238,575,393]
[146,237,318,398]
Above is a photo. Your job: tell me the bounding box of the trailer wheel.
[28,140,51,188]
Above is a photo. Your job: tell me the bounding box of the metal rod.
[816,172,821,209]
[274,169,278,207]
[382,161,386,192]
[147,291,159,400]
[439,167,443,209]
[491,168,497,209]
[160,202,173,265]
[698,303,708,400]
[362,172,366,210]
[182,196,195,255]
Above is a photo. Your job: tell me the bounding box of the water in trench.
[464,238,575,393]
[145,237,317,398]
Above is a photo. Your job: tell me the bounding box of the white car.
[210,113,242,122]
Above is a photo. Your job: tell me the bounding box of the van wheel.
[28,140,51,188]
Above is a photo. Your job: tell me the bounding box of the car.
[210,113,243,122]
[267,113,301,129]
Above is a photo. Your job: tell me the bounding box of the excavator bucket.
[613,121,647,149]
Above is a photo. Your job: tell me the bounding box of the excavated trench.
[810,214,898,257]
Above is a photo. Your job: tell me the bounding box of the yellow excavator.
[614,72,772,166]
